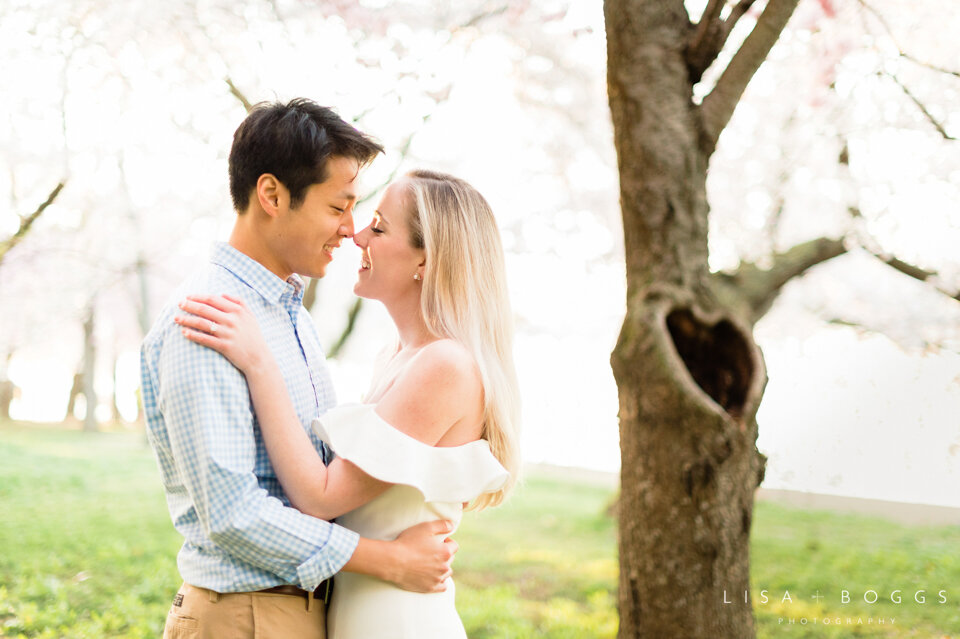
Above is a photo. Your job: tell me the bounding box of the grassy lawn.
[1,421,958,638]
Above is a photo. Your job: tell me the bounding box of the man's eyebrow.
[336,191,357,201]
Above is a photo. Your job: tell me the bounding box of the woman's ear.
[415,254,426,281]
[256,174,287,217]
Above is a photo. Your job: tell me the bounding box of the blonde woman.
[176,170,520,638]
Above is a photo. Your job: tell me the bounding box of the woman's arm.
[176,294,390,519]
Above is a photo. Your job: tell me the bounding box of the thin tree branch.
[719,236,847,320]
[715,0,759,55]
[760,108,799,248]
[225,77,253,112]
[726,0,758,31]
[825,317,865,330]
[0,181,66,265]
[876,253,937,283]
[327,297,364,359]
[881,71,955,140]
[357,125,422,206]
[896,53,960,79]
[855,0,900,47]
[695,0,726,35]
[849,205,959,302]
[699,0,800,153]
[856,0,960,78]
[451,4,509,33]
[16,182,65,237]
[867,249,960,302]
[686,0,726,82]
[352,104,377,124]
[824,316,950,353]
[687,0,763,86]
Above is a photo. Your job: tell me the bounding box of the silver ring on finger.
[208,321,218,334]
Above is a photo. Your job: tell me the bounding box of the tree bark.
[604,0,798,635]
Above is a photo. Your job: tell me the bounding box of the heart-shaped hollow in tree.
[666,308,753,421]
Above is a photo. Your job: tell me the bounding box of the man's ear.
[256,174,287,217]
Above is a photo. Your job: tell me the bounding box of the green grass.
[455,473,619,638]
[1,421,958,638]
[0,424,180,638]
[750,504,960,637]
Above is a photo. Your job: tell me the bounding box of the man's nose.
[339,210,355,238]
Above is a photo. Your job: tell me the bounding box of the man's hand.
[389,520,459,593]
[342,519,459,593]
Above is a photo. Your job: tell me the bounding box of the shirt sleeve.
[156,326,359,589]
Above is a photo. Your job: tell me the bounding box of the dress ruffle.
[312,404,509,503]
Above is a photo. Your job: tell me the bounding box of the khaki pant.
[163,582,326,639]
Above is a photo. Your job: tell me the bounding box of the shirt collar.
[210,242,305,306]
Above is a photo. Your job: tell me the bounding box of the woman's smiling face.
[352,179,425,303]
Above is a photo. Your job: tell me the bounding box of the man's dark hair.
[228,99,384,211]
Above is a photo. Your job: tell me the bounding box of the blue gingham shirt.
[140,242,359,592]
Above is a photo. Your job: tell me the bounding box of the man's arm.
[157,327,358,589]
[157,325,458,592]
[174,296,467,520]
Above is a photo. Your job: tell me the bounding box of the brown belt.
[258,580,333,604]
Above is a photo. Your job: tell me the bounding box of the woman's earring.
[413,273,422,281]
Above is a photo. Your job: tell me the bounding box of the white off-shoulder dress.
[311,404,509,639]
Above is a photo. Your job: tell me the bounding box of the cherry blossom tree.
[604,0,959,635]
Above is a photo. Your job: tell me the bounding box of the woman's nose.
[353,227,368,248]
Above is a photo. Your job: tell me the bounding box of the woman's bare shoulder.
[413,339,482,390]
[374,339,482,445]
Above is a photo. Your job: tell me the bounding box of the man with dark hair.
[141,99,456,638]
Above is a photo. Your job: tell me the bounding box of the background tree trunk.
[81,305,98,432]
[110,351,123,424]
[604,0,799,635]
[65,372,82,420]
[0,379,13,422]
[134,256,151,432]
[0,353,14,422]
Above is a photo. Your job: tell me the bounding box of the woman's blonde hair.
[402,169,520,509]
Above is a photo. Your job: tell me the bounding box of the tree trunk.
[0,353,13,421]
[135,256,151,337]
[135,257,150,433]
[65,372,82,420]
[81,306,97,432]
[111,353,123,424]
[605,1,776,636]
[0,380,13,422]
